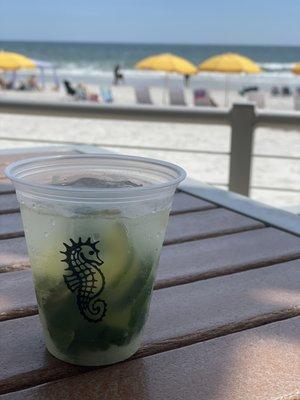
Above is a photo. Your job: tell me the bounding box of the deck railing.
[0,99,299,197]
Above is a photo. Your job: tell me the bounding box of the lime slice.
[102,222,134,289]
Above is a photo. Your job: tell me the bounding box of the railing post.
[229,103,256,196]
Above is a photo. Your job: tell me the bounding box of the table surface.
[0,148,299,400]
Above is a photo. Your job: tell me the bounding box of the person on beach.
[184,74,190,87]
[0,75,15,90]
[113,64,124,85]
[76,83,88,100]
[0,76,6,89]
[27,75,40,90]
[18,75,40,91]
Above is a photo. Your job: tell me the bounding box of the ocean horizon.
[2,40,300,72]
[2,40,300,89]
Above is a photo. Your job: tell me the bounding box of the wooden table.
[0,147,299,400]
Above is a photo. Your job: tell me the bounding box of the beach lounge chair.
[271,86,280,96]
[239,86,258,96]
[169,86,186,106]
[246,91,265,108]
[282,86,291,96]
[101,87,113,103]
[63,80,77,96]
[293,89,300,111]
[135,85,152,105]
[193,89,217,107]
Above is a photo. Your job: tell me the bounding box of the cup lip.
[5,154,186,199]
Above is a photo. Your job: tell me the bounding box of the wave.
[14,61,300,90]
[260,62,296,72]
[52,61,299,77]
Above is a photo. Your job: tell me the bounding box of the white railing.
[0,99,299,197]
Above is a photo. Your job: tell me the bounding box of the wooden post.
[229,103,256,196]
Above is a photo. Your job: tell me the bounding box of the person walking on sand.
[113,64,124,85]
[184,74,190,87]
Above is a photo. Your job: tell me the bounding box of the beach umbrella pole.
[224,74,230,106]
[53,67,60,89]
[163,73,169,105]
[40,67,46,89]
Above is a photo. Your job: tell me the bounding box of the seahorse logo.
[60,237,107,323]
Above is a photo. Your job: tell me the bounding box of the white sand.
[0,85,299,209]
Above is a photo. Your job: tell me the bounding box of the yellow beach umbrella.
[136,53,197,75]
[292,63,300,74]
[199,52,261,74]
[0,51,36,70]
[136,53,197,103]
[198,53,261,106]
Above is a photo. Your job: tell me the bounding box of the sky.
[1,0,300,46]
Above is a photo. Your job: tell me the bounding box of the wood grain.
[0,150,78,178]
[181,179,300,236]
[165,208,264,244]
[2,318,298,400]
[0,237,28,272]
[0,180,14,195]
[0,260,299,394]
[0,194,19,215]
[0,191,216,240]
[170,191,216,215]
[0,207,264,271]
[1,228,300,321]
[0,214,23,240]
[157,227,300,287]
[0,151,74,164]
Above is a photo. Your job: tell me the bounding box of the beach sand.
[0,85,299,209]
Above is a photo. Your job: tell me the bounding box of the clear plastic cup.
[5,154,186,366]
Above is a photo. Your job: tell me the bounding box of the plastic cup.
[5,154,186,366]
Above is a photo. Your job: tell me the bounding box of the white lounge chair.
[135,85,153,105]
[169,86,186,106]
[100,87,113,103]
[294,89,300,111]
[193,89,217,107]
[246,91,265,108]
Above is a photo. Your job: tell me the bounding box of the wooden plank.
[170,192,216,215]
[0,214,23,240]
[0,260,299,393]
[180,178,300,236]
[165,208,263,244]
[0,190,214,217]
[145,260,300,345]
[0,238,28,272]
[0,150,79,178]
[157,227,300,287]
[0,179,14,195]
[1,228,300,320]
[0,194,19,214]
[0,192,216,239]
[0,209,264,271]
[0,271,37,321]
[2,317,298,400]
[0,150,76,164]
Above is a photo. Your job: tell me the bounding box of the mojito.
[5,154,185,366]
[21,197,169,365]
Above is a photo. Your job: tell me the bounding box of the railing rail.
[0,99,299,197]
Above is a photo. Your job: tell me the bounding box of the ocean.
[1,41,300,89]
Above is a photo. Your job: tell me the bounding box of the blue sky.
[1,0,300,45]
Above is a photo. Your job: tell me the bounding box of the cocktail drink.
[6,154,185,366]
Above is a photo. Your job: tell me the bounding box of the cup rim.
[5,154,186,200]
